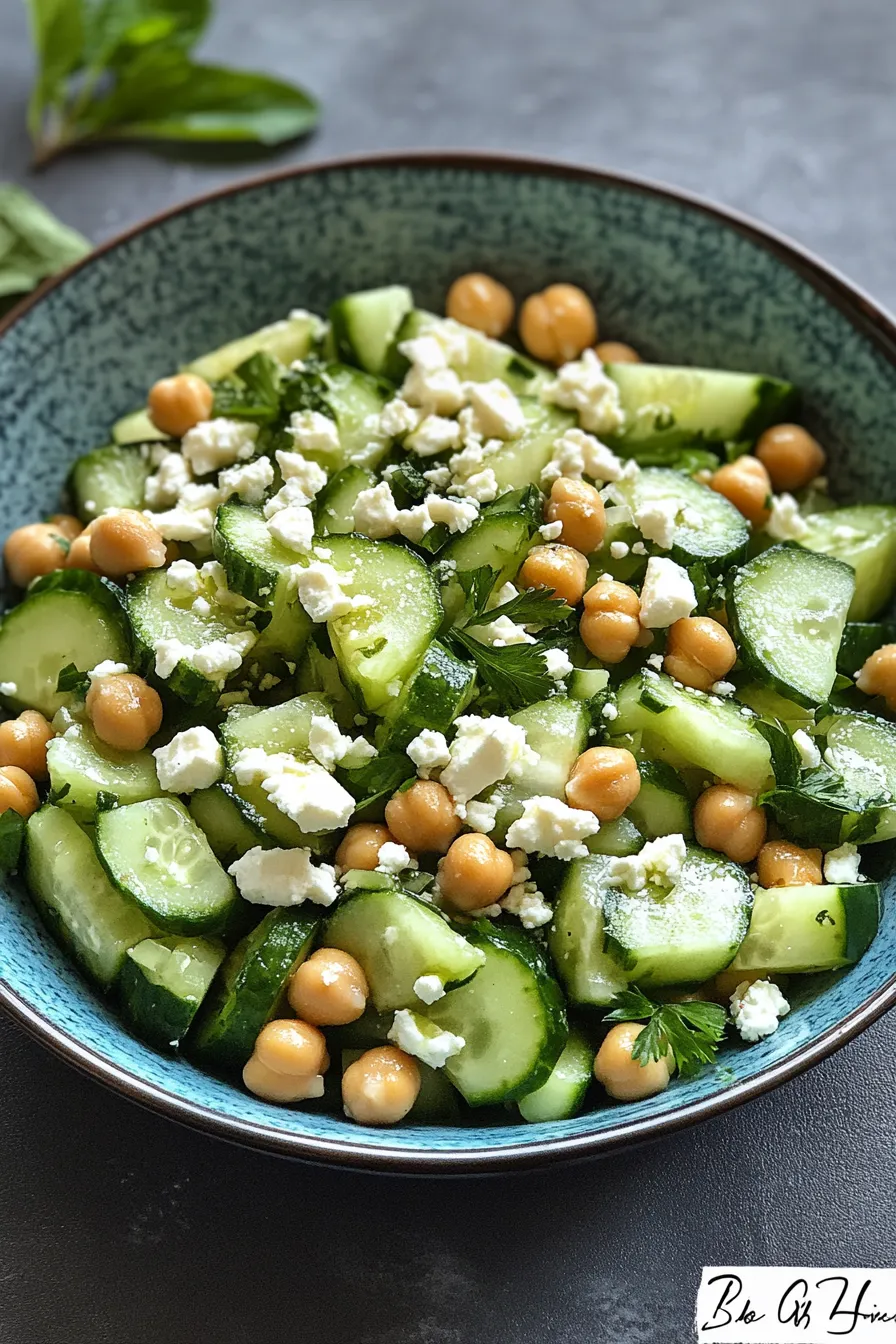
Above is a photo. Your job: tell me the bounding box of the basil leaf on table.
[0,184,90,306]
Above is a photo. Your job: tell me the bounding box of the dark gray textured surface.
[1,1,895,1339]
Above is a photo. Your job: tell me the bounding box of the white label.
[696,1267,896,1343]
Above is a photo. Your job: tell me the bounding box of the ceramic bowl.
[1,152,894,1173]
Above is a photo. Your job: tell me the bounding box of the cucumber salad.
[0,271,892,1128]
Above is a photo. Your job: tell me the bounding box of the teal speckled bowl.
[1,153,894,1172]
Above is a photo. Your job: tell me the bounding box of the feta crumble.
[87,660,129,681]
[352,481,401,539]
[501,880,553,929]
[308,714,376,771]
[233,748,355,831]
[387,1009,465,1069]
[766,493,810,541]
[462,379,526,439]
[376,841,415,875]
[539,520,564,542]
[540,426,626,485]
[379,397,421,438]
[406,728,451,779]
[464,799,498,833]
[505,796,601,860]
[166,558,201,597]
[542,350,625,434]
[711,680,736,697]
[405,414,461,457]
[608,833,687,893]
[180,419,258,475]
[218,455,274,504]
[293,562,369,622]
[273,451,329,502]
[413,975,446,1005]
[153,725,223,793]
[730,979,790,1042]
[638,556,697,628]
[823,842,862,884]
[609,541,630,559]
[633,498,679,550]
[267,504,315,553]
[287,409,341,456]
[441,715,538,813]
[144,451,193,509]
[792,728,822,769]
[399,335,465,416]
[543,647,573,681]
[228,846,339,907]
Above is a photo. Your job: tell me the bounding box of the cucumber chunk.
[329,285,413,376]
[189,907,320,1072]
[96,797,238,935]
[0,570,130,717]
[213,502,312,667]
[120,935,225,1049]
[838,621,896,678]
[47,723,163,822]
[315,466,376,535]
[586,816,644,857]
[295,640,360,728]
[439,507,533,624]
[604,845,753,988]
[627,759,693,840]
[518,1028,594,1123]
[728,544,855,706]
[69,445,151,522]
[377,640,476,752]
[383,310,549,394]
[424,921,567,1106]
[568,667,609,702]
[549,855,630,1007]
[188,782,273,865]
[325,887,485,1011]
[112,408,170,445]
[487,401,575,492]
[25,805,155,989]
[816,708,896,842]
[290,362,391,471]
[620,467,748,570]
[489,697,590,841]
[801,505,896,620]
[728,882,880,975]
[184,312,321,381]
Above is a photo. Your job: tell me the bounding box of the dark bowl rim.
[1,148,895,1175]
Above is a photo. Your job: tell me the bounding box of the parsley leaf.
[55,662,89,695]
[212,351,283,422]
[448,626,555,710]
[468,586,572,630]
[0,810,26,875]
[604,987,728,1078]
[0,184,90,313]
[760,764,887,847]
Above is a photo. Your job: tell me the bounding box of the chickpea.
[595,340,640,364]
[385,780,462,854]
[47,514,83,542]
[288,948,368,1026]
[856,645,896,712]
[89,510,167,576]
[519,283,598,364]
[594,1023,673,1102]
[438,833,515,912]
[694,784,767,863]
[335,822,393,873]
[445,272,514,338]
[242,1054,325,1104]
[663,616,737,692]
[342,1045,421,1125]
[709,457,771,528]
[4,522,70,588]
[579,578,641,663]
[85,673,163,752]
[518,544,589,606]
[0,711,54,779]
[755,423,826,493]
[544,478,606,555]
[255,1018,329,1077]
[566,746,641,821]
[756,840,822,888]
[148,372,214,439]
[0,765,39,819]
[65,521,101,574]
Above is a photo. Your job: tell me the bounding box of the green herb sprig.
[604,987,728,1078]
[0,184,90,313]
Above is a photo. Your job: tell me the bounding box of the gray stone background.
[1,1,894,1340]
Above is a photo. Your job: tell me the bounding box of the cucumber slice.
[568,667,610,702]
[46,723,163,823]
[728,882,880,975]
[627,759,693,840]
[112,408,171,445]
[424,921,567,1106]
[25,805,155,989]
[188,907,320,1072]
[604,845,753,988]
[816,708,896,842]
[489,697,590,841]
[586,816,644,856]
[377,640,476,752]
[728,544,854,707]
[801,505,896,620]
[292,362,391,471]
[325,887,485,1011]
[315,466,376,535]
[96,797,238,935]
[214,502,300,607]
[439,508,533,625]
[487,401,576,492]
[518,1029,594,1123]
[737,682,814,729]
[184,312,321,381]
[383,310,549,394]
[838,622,896,678]
[0,570,130,718]
[614,671,773,794]
[120,935,225,1049]
[319,535,442,713]
[188,782,274,865]
[295,640,360,729]
[69,445,151,522]
[605,362,799,453]
[329,285,413,376]
[549,855,630,1007]
[621,467,748,570]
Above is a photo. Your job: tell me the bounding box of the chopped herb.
[449,626,555,710]
[0,810,26,875]
[468,586,572,631]
[604,986,728,1078]
[55,663,89,695]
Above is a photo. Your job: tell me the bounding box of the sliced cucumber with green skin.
[315,466,376,535]
[329,285,414,376]
[568,667,610,702]
[0,570,130,718]
[295,640,360,729]
[188,782,274,865]
[605,362,799,454]
[489,697,590,842]
[838,622,896,678]
[376,641,476,752]
[46,723,163,823]
[382,310,549,394]
[614,670,773,793]
[801,505,896,621]
[728,544,854,707]
[318,535,442,714]
[188,906,320,1072]
[604,845,753,988]
[112,408,171,445]
[585,816,644,857]
[290,362,391,471]
[439,511,532,626]
[68,444,151,522]
[815,708,896,842]
[549,855,630,1007]
[424,921,567,1106]
[184,312,322,381]
[214,502,301,607]
[627,759,693,840]
[325,887,485,1012]
[728,882,880,975]
[96,797,238,935]
[737,682,814,728]
[120,935,225,1049]
[518,1028,594,1123]
[487,400,576,492]
[25,805,156,989]
[620,467,748,571]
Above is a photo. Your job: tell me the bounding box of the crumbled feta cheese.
[146,505,215,545]
[399,336,466,415]
[542,350,625,434]
[450,467,499,503]
[87,660,129,681]
[153,725,224,793]
[475,614,536,648]
[607,833,687,893]
[287,409,341,455]
[144,451,193,509]
[405,414,462,457]
[308,714,376,771]
[505,796,601,859]
[181,419,258,475]
[387,1009,465,1069]
[601,702,619,721]
[153,637,193,680]
[228,846,339,907]
[166,558,201,597]
[379,397,421,438]
[266,504,315,554]
[193,638,250,682]
[631,540,647,556]
[441,715,538,812]
[543,647,573,681]
[539,520,564,542]
[610,540,630,559]
[638,556,697,628]
[730,979,790,1042]
[464,799,498,833]
[218,455,274,504]
[273,451,329,502]
[413,974,446,1005]
[711,680,736,697]
[376,841,416,875]
[823,842,862,884]
[462,379,526,439]
[293,562,369,622]
[646,653,664,671]
[352,481,400,539]
[540,426,626,484]
[145,846,159,863]
[398,495,480,542]
[233,748,355,831]
[766,493,810,541]
[422,465,452,489]
[406,728,451,779]
[501,881,553,929]
[633,498,679,550]
[792,728,822,769]
[0,682,17,696]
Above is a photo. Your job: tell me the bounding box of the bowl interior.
[1,157,894,1168]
